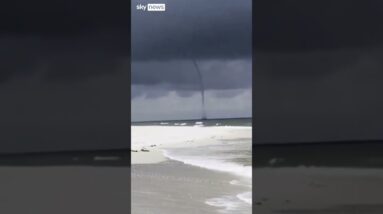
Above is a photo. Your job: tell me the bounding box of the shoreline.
[132,160,251,214]
[131,147,167,164]
[131,125,251,164]
[131,125,252,213]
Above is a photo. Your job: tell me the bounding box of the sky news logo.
[136,4,166,12]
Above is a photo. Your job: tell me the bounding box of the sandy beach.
[131,122,252,214]
[131,125,251,164]
[132,161,250,214]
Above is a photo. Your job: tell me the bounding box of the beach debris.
[131,149,138,152]
[150,144,156,147]
[141,147,150,152]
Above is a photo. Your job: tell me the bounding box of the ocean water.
[132,118,252,213]
[133,118,252,127]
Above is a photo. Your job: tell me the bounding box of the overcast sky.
[254,0,383,143]
[131,0,252,121]
[2,0,383,149]
[0,0,131,152]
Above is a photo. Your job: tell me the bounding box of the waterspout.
[192,60,207,120]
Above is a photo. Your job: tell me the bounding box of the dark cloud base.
[254,0,383,143]
[131,0,252,121]
[0,0,131,153]
[132,0,252,60]
[131,59,251,95]
[254,0,383,51]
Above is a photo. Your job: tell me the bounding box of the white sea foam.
[162,139,253,211]
[237,192,252,205]
[230,179,251,187]
[206,194,251,213]
[132,125,252,211]
[163,150,251,178]
[205,196,243,212]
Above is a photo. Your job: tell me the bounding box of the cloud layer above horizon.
[131,0,252,121]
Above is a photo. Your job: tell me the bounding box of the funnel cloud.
[131,0,252,121]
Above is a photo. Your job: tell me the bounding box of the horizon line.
[132,117,252,123]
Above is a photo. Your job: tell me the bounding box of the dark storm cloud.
[254,49,383,143]
[132,0,252,61]
[129,0,251,95]
[131,59,251,94]
[255,48,383,143]
[0,0,129,36]
[254,0,383,143]
[0,0,130,85]
[256,49,364,79]
[0,35,130,85]
[0,0,131,153]
[254,0,383,51]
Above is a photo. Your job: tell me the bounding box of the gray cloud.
[0,0,131,84]
[131,0,252,121]
[132,89,251,121]
[256,50,361,79]
[0,1,132,153]
[255,47,383,143]
[132,0,251,61]
[132,59,251,94]
[254,0,383,51]
[0,1,130,36]
[253,0,383,144]
[0,34,130,85]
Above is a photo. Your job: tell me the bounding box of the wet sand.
[131,125,252,213]
[131,125,251,164]
[254,167,383,214]
[0,166,130,214]
[131,148,167,164]
[132,160,251,214]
